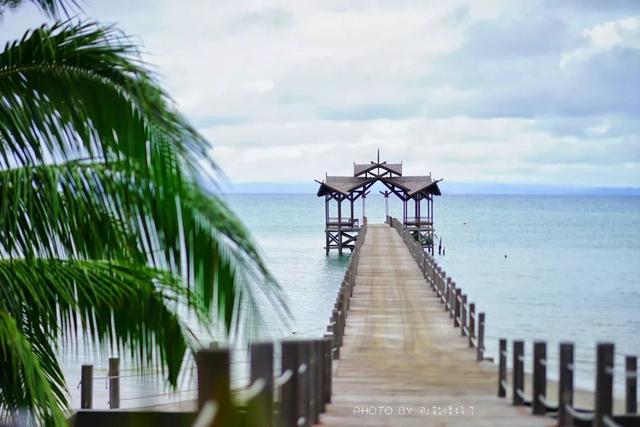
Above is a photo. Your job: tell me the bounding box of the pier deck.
[320,224,548,426]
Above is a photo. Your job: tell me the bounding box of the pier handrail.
[386,215,640,427]
[386,216,487,361]
[497,339,638,427]
[76,339,333,427]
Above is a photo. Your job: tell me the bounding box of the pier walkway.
[320,224,548,427]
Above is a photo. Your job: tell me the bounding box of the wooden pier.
[320,223,546,426]
[71,218,639,427]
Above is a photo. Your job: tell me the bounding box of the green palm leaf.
[0,310,66,427]
[0,16,288,425]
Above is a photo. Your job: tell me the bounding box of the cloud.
[3,0,640,187]
[561,16,640,66]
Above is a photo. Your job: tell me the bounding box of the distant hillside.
[216,181,640,196]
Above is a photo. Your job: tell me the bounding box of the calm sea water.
[224,193,640,393]
[62,192,640,407]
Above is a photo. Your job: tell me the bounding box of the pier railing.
[72,224,368,427]
[386,216,487,361]
[324,222,367,359]
[497,339,638,427]
[73,339,334,427]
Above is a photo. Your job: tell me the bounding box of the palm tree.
[0,1,286,425]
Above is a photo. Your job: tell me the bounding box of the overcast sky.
[3,0,640,186]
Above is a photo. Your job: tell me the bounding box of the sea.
[61,192,640,408]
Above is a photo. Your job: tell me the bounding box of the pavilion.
[316,152,442,254]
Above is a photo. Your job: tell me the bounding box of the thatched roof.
[385,176,442,196]
[317,155,441,198]
[317,176,374,196]
[354,162,402,176]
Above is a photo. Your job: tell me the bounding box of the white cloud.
[3,0,640,186]
[560,16,640,66]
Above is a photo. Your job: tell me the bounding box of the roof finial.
[377,148,380,164]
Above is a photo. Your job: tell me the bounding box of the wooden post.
[627,356,637,414]
[460,295,467,336]
[250,342,274,427]
[337,309,344,348]
[476,312,485,361]
[108,357,120,409]
[445,277,451,313]
[304,341,317,426]
[532,341,547,415]
[513,340,524,406]
[314,340,324,416]
[449,282,455,319]
[498,339,507,397]
[334,311,342,359]
[297,341,310,427]
[468,303,475,348]
[280,341,298,427]
[196,348,233,427]
[338,198,344,255]
[80,364,93,409]
[558,342,574,426]
[594,343,614,427]
[454,288,461,327]
[322,336,333,405]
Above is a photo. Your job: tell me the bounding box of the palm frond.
[0,158,288,334]
[0,21,208,172]
[0,161,145,262]
[0,310,66,427]
[0,258,192,383]
[0,17,288,424]
[0,1,79,18]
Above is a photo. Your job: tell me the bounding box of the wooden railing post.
[304,340,317,426]
[196,348,233,427]
[558,342,574,426]
[449,281,456,319]
[513,340,524,406]
[322,336,333,404]
[108,357,120,409]
[298,341,310,427]
[454,288,461,327]
[476,312,485,361]
[333,310,342,359]
[468,303,475,348]
[460,294,467,336]
[532,341,547,415]
[80,364,93,409]
[280,341,298,427]
[445,277,451,312]
[594,343,614,427]
[498,339,507,397]
[626,355,637,414]
[249,342,274,427]
[314,340,324,415]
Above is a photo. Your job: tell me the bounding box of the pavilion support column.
[402,200,406,226]
[325,196,329,225]
[337,196,343,255]
[350,196,354,226]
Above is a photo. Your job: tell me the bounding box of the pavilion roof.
[354,162,402,176]
[317,154,442,198]
[385,176,442,196]
[316,176,374,196]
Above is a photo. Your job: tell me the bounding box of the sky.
[2,0,640,188]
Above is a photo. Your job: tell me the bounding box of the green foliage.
[0,0,78,18]
[0,3,287,425]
